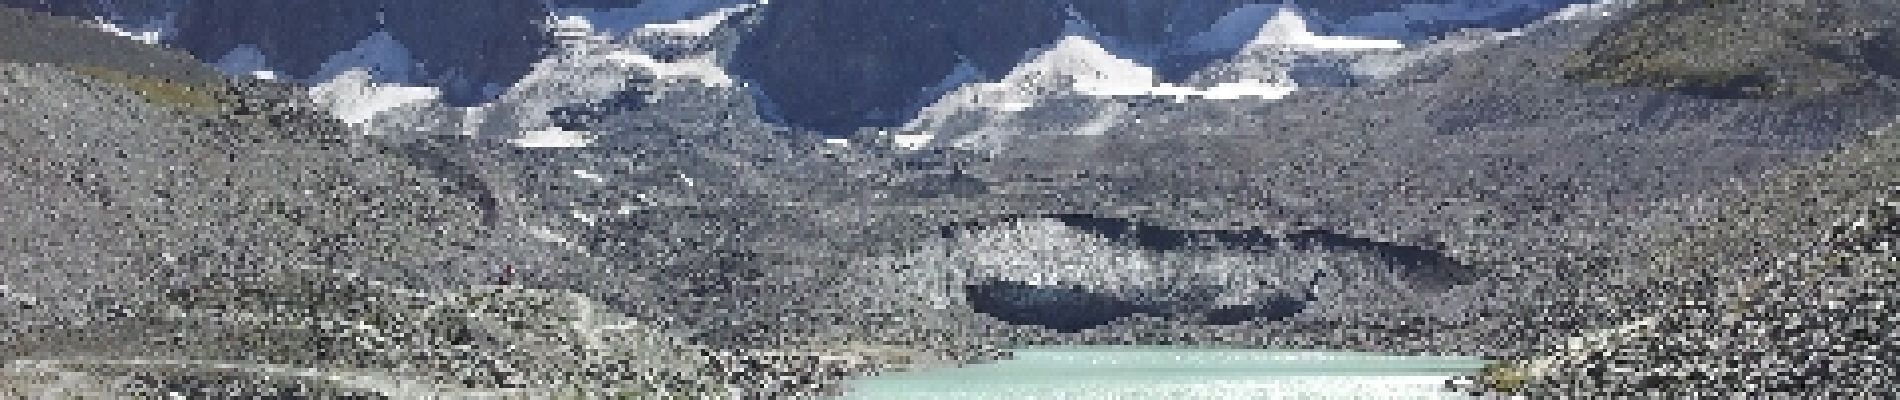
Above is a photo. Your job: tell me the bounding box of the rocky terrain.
[1479,115,1900,398]
[2,0,1899,398]
[0,7,739,398]
[1463,0,1900,396]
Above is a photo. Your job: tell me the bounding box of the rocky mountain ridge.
[4,0,1597,134]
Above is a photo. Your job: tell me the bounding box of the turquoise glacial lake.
[835,347,1490,399]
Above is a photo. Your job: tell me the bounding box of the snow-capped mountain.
[316,0,773,150]
[898,6,1412,151]
[725,0,1595,134]
[897,29,1159,151]
[475,2,769,147]
[1183,6,1403,90]
[16,0,1598,143]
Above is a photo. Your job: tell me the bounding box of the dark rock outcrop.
[168,0,382,80]
[379,0,550,104]
[965,279,1161,333]
[1047,214,1473,290]
[733,0,993,133]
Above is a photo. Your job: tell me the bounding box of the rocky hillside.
[0,6,220,86]
[1465,0,1900,395]
[0,7,748,398]
[1480,117,1900,398]
[1564,0,1900,98]
[2,267,729,398]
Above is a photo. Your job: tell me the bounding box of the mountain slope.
[1457,0,1900,394]
[933,0,1900,356]
[1564,0,1900,98]
[1488,121,1900,397]
[0,5,218,86]
[0,8,755,397]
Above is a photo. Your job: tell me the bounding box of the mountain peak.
[1007,35,1158,95]
[1248,6,1404,51]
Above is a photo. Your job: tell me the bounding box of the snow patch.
[602,50,734,86]
[1187,5,1405,53]
[1544,0,1637,23]
[309,69,441,127]
[512,127,594,148]
[572,169,605,183]
[892,132,935,150]
[633,2,758,37]
[1247,7,1405,50]
[549,14,598,44]
[88,13,173,45]
[1011,35,1161,97]
[1167,80,1301,100]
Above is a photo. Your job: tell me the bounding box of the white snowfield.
[308,69,441,127]
[512,126,595,148]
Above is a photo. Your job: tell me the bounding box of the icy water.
[836,347,1490,400]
